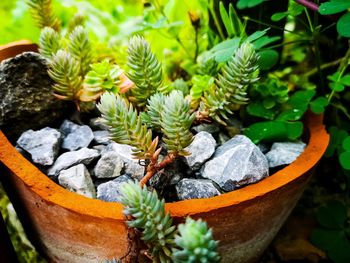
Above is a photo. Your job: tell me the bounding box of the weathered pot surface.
[0,42,330,263]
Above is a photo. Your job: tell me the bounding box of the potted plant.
[0,0,329,262]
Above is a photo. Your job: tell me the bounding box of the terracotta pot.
[0,42,330,263]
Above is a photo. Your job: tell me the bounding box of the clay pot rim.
[0,42,330,221]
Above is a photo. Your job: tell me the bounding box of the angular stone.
[201,135,269,191]
[191,123,220,134]
[16,127,61,166]
[103,142,145,180]
[0,52,69,140]
[184,131,216,170]
[94,151,124,178]
[58,164,96,198]
[48,148,100,176]
[93,130,110,145]
[60,120,94,151]
[97,174,133,202]
[265,141,306,168]
[176,179,220,200]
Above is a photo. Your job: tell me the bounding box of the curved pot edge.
[0,42,330,220]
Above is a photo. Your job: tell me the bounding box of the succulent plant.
[27,0,60,31]
[127,36,163,106]
[120,181,220,263]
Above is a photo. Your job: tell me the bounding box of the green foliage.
[161,91,195,156]
[120,181,220,263]
[276,90,316,122]
[270,2,303,21]
[190,75,215,108]
[247,78,289,120]
[237,0,265,9]
[121,181,177,263]
[127,35,163,106]
[68,25,94,76]
[244,121,303,144]
[39,27,61,58]
[311,201,350,263]
[319,0,350,15]
[328,71,350,92]
[173,218,220,263]
[48,50,83,101]
[219,2,245,38]
[310,97,329,114]
[206,28,280,68]
[67,13,86,34]
[319,0,350,37]
[97,92,157,159]
[81,60,123,101]
[27,0,60,30]
[169,79,190,96]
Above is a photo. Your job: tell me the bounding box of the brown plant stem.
[140,153,177,187]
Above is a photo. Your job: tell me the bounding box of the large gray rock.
[16,127,61,166]
[94,151,124,178]
[58,164,96,198]
[176,178,220,200]
[265,141,306,168]
[60,120,94,151]
[184,131,216,170]
[103,142,145,180]
[201,135,269,191]
[97,174,133,202]
[0,52,69,140]
[48,148,100,176]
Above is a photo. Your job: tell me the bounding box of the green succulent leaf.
[81,60,123,101]
[144,93,166,129]
[161,91,195,156]
[203,42,259,124]
[325,127,349,157]
[27,0,60,30]
[316,201,348,229]
[97,92,157,159]
[48,49,83,101]
[120,182,177,263]
[39,27,61,58]
[68,25,94,76]
[127,35,163,106]
[172,218,220,263]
